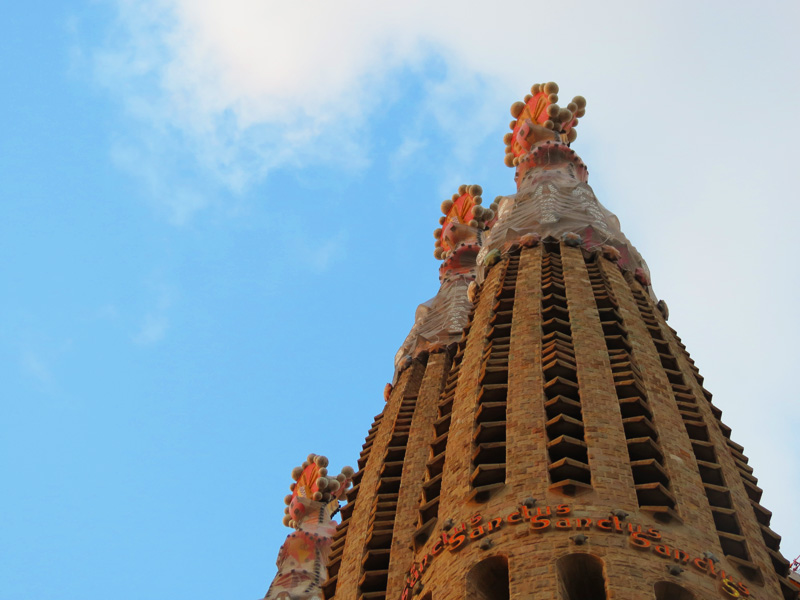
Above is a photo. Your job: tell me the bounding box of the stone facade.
[318,84,796,600]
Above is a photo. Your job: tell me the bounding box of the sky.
[2,1,799,598]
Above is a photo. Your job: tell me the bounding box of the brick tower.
[265,82,797,600]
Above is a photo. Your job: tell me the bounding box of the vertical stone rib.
[413,330,469,547]
[326,362,423,600]
[538,243,591,495]
[386,352,450,598]
[559,244,636,504]
[626,278,767,586]
[506,245,547,499]
[324,407,385,598]
[439,260,504,519]
[582,252,676,518]
[358,359,427,600]
[669,328,796,597]
[469,253,521,501]
[598,258,717,542]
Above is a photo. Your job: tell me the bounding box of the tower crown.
[434,184,496,262]
[503,81,587,167]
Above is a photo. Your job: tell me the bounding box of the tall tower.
[266,82,797,600]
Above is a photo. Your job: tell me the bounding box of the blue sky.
[2,1,799,598]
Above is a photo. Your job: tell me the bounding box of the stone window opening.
[557,553,607,600]
[466,555,509,600]
[654,580,695,599]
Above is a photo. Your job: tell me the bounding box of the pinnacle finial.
[434,184,497,261]
[504,82,587,168]
[283,454,353,528]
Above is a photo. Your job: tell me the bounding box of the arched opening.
[654,581,695,600]
[557,553,607,600]
[466,555,509,600]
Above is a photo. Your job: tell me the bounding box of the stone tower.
[266,82,798,600]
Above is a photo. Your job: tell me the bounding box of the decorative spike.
[470,184,483,196]
[547,104,560,117]
[510,101,525,118]
[284,494,293,505]
[504,154,515,167]
[544,81,559,94]
[531,83,541,94]
[291,466,303,481]
[434,228,442,238]
[524,94,532,102]
[567,102,578,112]
[548,93,558,104]
[434,248,444,259]
[509,120,517,130]
[543,120,555,130]
[473,196,482,205]
[458,184,467,195]
[572,95,586,109]
[503,132,513,145]
[439,216,446,225]
[441,199,453,214]
[576,108,585,118]
[558,108,573,122]
[567,129,578,143]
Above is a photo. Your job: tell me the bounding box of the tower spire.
[393,185,495,379]
[265,81,799,600]
[262,455,353,600]
[478,82,652,292]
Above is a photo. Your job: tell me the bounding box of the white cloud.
[291,229,348,273]
[90,0,800,556]
[91,1,800,213]
[133,286,174,345]
[133,312,170,345]
[20,349,52,385]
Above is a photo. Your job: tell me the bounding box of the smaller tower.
[262,454,354,600]
[394,184,496,378]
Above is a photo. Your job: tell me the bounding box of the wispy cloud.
[291,229,348,273]
[20,348,52,385]
[87,1,798,224]
[133,286,174,345]
[133,312,169,345]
